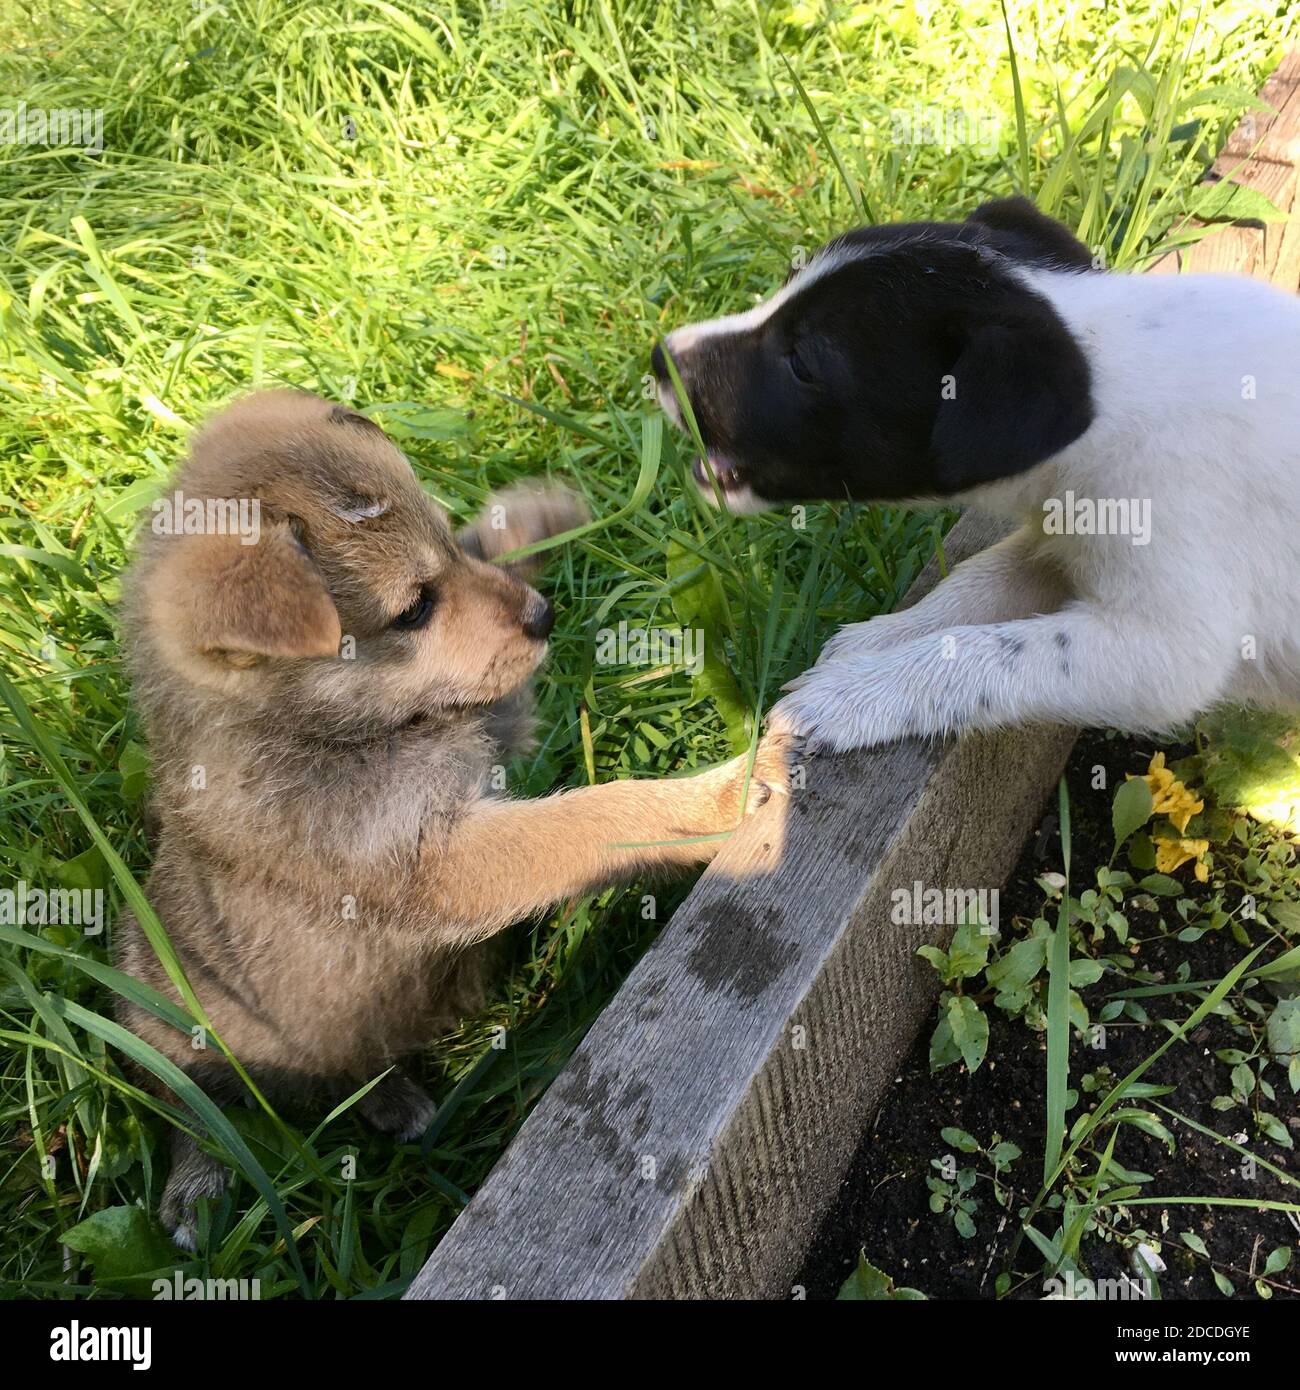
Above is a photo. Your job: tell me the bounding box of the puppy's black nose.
[522,596,554,641]
[650,340,668,381]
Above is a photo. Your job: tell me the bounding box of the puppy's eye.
[785,346,816,385]
[392,588,436,631]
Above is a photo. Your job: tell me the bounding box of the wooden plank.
[1178,223,1264,278]
[1168,153,1297,281]
[407,510,1076,1299]
[1151,49,1300,287]
[1221,48,1300,165]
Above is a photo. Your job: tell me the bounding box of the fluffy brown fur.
[115,389,783,1245]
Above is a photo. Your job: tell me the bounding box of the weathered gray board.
[409,507,1077,1300]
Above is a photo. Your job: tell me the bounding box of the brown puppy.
[115,389,782,1246]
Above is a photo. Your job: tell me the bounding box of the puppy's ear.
[928,300,1094,492]
[151,524,342,665]
[965,196,1095,271]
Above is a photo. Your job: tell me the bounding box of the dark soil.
[797,729,1300,1300]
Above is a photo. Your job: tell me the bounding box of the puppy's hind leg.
[160,1130,228,1251]
[358,1067,437,1143]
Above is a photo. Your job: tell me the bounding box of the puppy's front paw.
[751,732,794,805]
[816,620,877,665]
[766,690,814,742]
[768,668,877,753]
[466,483,589,578]
[817,614,917,664]
[707,739,790,827]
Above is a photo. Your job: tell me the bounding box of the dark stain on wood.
[685,901,800,1001]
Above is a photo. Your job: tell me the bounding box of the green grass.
[0,0,1294,1298]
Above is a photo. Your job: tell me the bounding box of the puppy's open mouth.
[692,453,746,495]
[691,454,770,514]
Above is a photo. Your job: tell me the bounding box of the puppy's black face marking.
[653,197,1097,506]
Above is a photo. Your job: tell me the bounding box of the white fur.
[765,267,1300,750]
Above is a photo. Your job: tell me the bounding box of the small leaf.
[838,1252,927,1300]
[928,1013,961,1072]
[62,1205,180,1291]
[1180,1231,1209,1258]
[990,1141,1022,1169]
[1186,179,1285,224]
[1129,832,1156,870]
[118,740,150,803]
[1257,1113,1292,1148]
[1263,1247,1291,1276]
[50,844,109,893]
[987,935,1046,994]
[1266,998,1300,1070]
[1115,1108,1175,1151]
[940,1126,980,1153]
[946,994,989,1073]
[1069,959,1105,988]
[916,945,950,977]
[1112,776,1154,853]
[946,917,992,979]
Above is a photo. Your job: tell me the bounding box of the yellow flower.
[1128,752,1205,834]
[1153,835,1210,881]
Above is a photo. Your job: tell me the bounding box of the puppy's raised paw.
[460,483,589,579]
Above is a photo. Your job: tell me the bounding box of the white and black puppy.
[651,196,1300,752]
